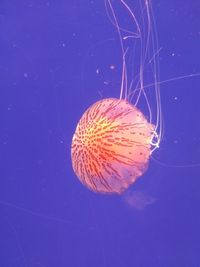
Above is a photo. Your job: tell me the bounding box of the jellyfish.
[71,0,163,194]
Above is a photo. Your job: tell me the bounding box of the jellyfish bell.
[71,0,163,193]
[71,98,159,194]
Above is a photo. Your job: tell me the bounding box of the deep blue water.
[0,1,200,267]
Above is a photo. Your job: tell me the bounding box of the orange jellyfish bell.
[71,98,155,194]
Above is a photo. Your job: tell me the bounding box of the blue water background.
[0,1,200,266]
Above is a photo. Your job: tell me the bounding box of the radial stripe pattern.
[71,98,154,194]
